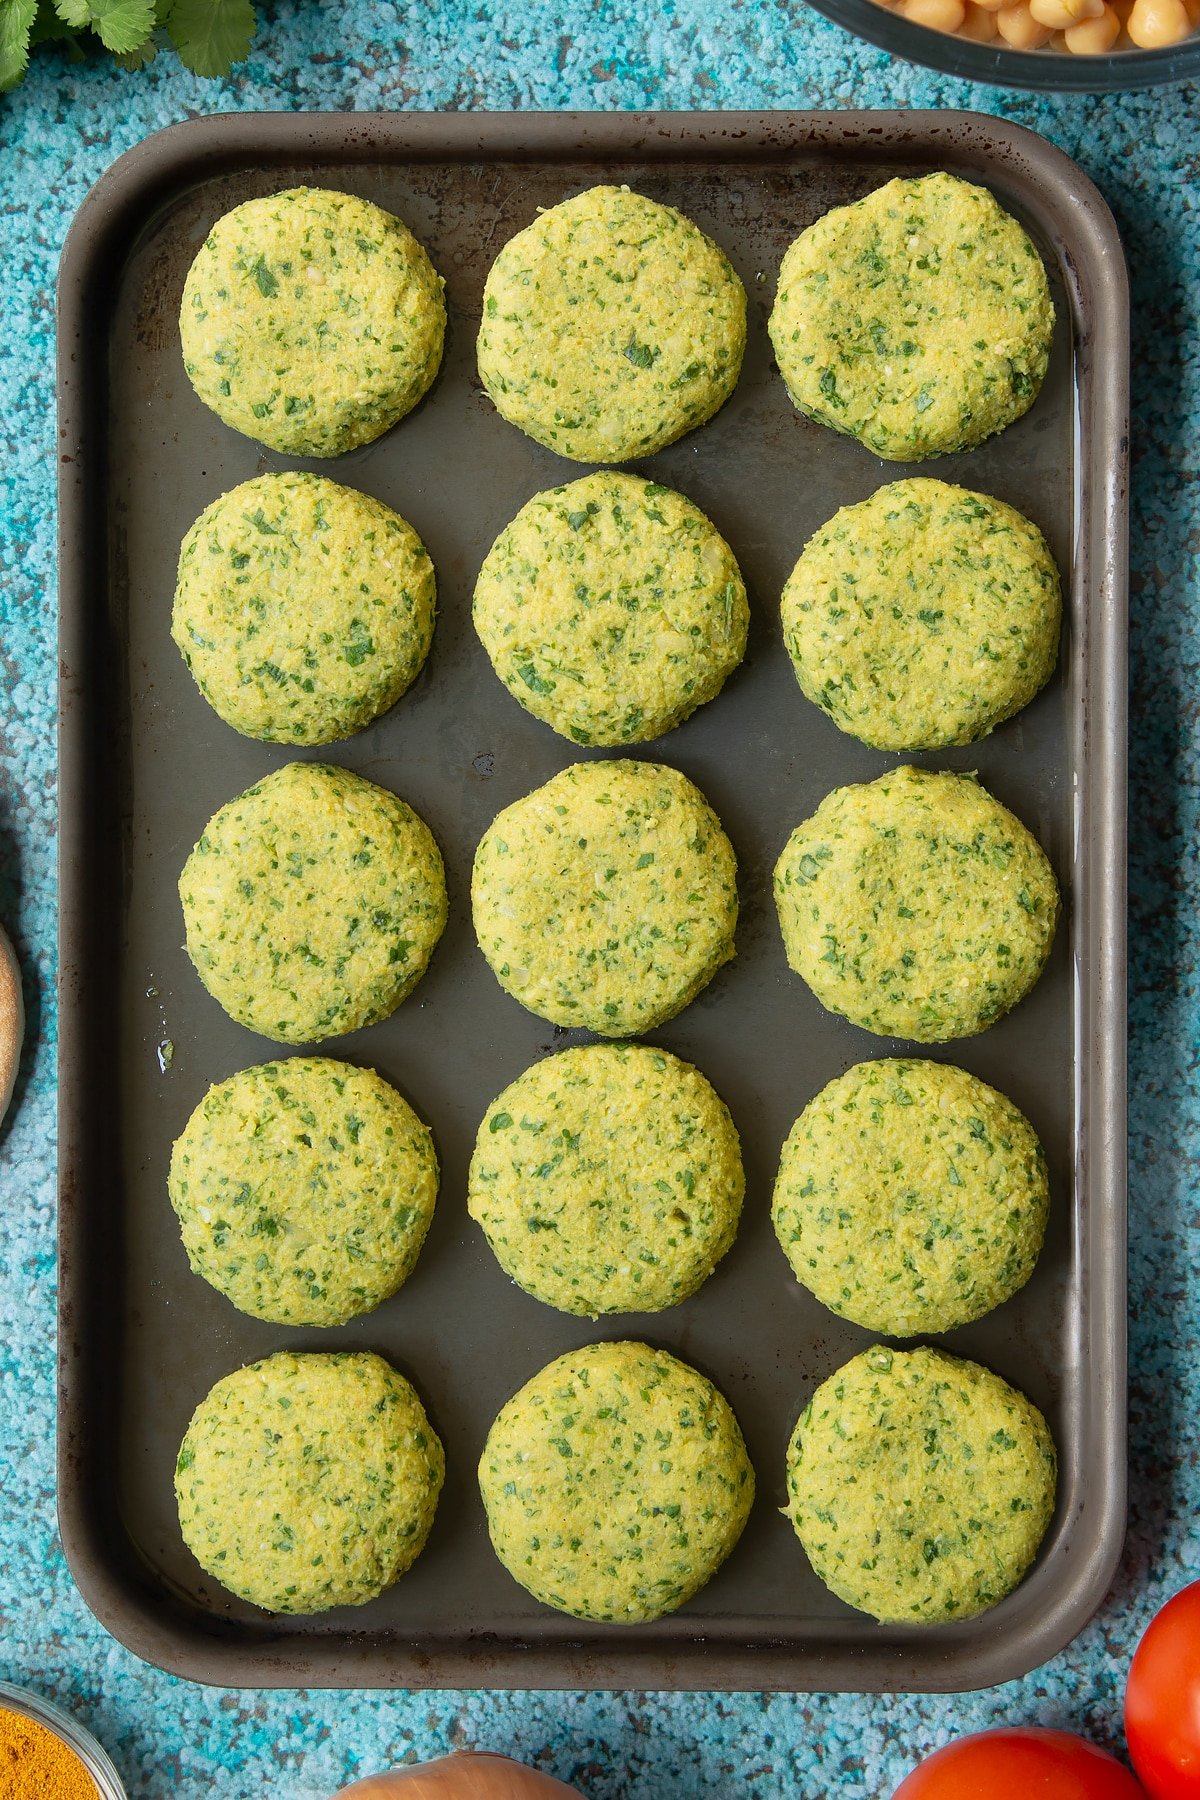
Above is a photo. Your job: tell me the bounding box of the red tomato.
[892,1727,1148,1800]
[1126,1580,1200,1799]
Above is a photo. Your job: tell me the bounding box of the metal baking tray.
[57,110,1128,1692]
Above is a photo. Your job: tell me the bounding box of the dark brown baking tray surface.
[57,110,1128,1692]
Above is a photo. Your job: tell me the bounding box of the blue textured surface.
[0,9,1196,1796]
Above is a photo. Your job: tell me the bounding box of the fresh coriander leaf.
[249,253,277,296]
[517,661,555,696]
[51,0,90,26]
[342,634,374,667]
[166,0,254,75]
[0,0,37,89]
[114,30,156,64]
[624,334,658,370]
[88,0,156,53]
[818,366,844,408]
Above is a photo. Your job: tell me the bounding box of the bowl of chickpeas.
[809,0,1198,86]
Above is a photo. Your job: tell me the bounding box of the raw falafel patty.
[477,185,746,462]
[169,1057,439,1326]
[471,759,737,1036]
[180,186,445,456]
[479,1340,754,1621]
[781,479,1062,751]
[175,1351,444,1613]
[773,765,1059,1042]
[473,472,748,747]
[772,1058,1049,1335]
[469,1043,744,1316]
[180,762,447,1044]
[768,173,1055,461]
[785,1344,1057,1623]
[173,472,436,745]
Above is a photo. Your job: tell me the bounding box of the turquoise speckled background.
[0,8,1197,1796]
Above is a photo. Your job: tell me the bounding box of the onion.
[334,1751,587,1800]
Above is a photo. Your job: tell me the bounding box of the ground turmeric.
[0,1705,98,1800]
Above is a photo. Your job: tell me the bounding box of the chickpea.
[996,2,1056,42]
[868,0,1195,49]
[1030,0,1104,25]
[1127,0,1190,41]
[960,2,1002,33]
[899,0,969,27]
[959,3,1002,33]
[1065,4,1122,45]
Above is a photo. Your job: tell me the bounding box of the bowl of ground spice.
[0,1682,126,1800]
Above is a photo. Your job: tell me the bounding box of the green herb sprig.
[0,0,257,90]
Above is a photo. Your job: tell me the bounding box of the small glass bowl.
[0,1680,127,1800]
[807,0,1200,89]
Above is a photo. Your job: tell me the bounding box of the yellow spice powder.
[0,1706,98,1800]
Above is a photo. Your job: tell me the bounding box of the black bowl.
[808,0,1200,89]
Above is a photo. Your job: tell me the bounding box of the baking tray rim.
[56,106,1129,1693]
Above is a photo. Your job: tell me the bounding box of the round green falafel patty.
[172,472,436,746]
[785,1345,1057,1623]
[169,1057,439,1326]
[180,762,447,1045]
[474,472,748,747]
[782,479,1062,751]
[768,173,1055,461]
[180,186,446,456]
[773,1059,1049,1335]
[176,1350,444,1613]
[479,1340,754,1621]
[773,765,1059,1042]
[469,1044,744,1316]
[471,759,738,1036]
[477,185,746,462]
